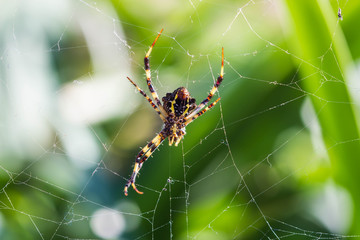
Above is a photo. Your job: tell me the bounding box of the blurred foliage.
[283,0,360,233]
[1,0,360,239]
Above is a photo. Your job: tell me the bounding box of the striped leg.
[186,48,224,120]
[124,132,167,196]
[144,29,167,117]
[185,98,221,125]
[127,77,166,122]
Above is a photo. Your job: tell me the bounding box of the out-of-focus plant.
[282,0,360,233]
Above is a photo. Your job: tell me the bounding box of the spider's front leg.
[124,132,167,196]
[124,162,144,195]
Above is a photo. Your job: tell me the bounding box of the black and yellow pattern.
[125,30,225,195]
[127,77,166,122]
[186,47,224,120]
[185,97,221,125]
[124,132,166,196]
[144,29,167,117]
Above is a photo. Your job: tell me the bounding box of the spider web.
[1,0,360,239]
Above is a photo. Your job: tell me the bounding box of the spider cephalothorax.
[124,29,224,195]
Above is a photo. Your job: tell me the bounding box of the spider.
[124,29,224,196]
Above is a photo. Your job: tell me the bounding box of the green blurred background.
[1,0,360,239]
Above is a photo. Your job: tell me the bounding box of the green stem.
[283,0,360,233]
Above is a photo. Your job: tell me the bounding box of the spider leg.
[186,48,224,120]
[127,77,166,122]
[185,97,221,125]
[144,29,167,117]
[124,132,167,196]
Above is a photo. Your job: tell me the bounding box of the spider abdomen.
[162,87,196,117]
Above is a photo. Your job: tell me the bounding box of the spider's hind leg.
[185,98,221,125]
[144,29,167,117]
[127,77,166,122]
[186,48,224,119]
